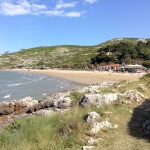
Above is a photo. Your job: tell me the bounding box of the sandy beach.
[10,69,144,85]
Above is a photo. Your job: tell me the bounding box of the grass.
[99,87,115,94]
[0,101,150,150]
[0,74,150,149]
[0,45,98,68]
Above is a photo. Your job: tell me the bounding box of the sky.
[0,0,150,54]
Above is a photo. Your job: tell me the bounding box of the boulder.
[86,137,102,145]
[27,94,72,113]
[79,93,118,107]
[88,86,100,94]
[0,101,16,115]
[86,137,95,145]
[85,112,100,123]
[0,97,38,115]
[55,97,71,109]
[15,97,38,111]
[143,120,150,135]
[33,109,54,116]
[123,90,145,102]
[91,121,112,134]
[82,146,95,150]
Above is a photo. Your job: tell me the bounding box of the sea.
[0,71,83,102]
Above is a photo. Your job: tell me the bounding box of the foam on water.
[0,71,83,102]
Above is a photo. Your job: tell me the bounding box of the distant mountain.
[0,38,149,69]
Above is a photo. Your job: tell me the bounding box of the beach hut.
[124,64,146,73]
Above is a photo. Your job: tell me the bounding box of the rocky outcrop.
[82,146,95,150]
[33,109,54,116]
[85,112,100,123]
[86,137,102,145]
[79,93,118,107]
[0,97,38,115]
[15,97,38,111]
[0,101,16,115]
[28,92,71,113]
[123,90,145,102]
[91,121,112,134]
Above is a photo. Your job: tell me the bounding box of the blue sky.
[0,0,150,54]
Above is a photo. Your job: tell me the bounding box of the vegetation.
[91,40,150,65]
[0,38,150,69]
[142,60,150,68]
[0,74,150,149]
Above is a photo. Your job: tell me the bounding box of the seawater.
[0,71,83,102]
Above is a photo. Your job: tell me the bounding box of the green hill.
[0,38,149,69]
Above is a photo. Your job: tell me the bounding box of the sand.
[10,69,144,85]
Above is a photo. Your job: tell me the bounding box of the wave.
[4,95,11,99]
[7,82,31,87]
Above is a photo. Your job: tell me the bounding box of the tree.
[4,51,9,55]
[142,60,150,68]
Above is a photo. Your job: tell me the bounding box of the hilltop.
[0,38,150,69]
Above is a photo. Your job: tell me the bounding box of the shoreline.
[6,69,144,85]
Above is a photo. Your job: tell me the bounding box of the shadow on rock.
[128,98,150,141]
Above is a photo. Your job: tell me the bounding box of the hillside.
[0,38,150,69]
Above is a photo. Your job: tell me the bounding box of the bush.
[5,120,21,132]
[69,92,84,106]
[140,73,150,82]
[142,60,150,68]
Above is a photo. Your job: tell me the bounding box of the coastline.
[7,69,144,85]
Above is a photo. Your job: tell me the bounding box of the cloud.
[85,0,98,4]
[44,10,85,18]
[64,11,85,17]
[0,0,84,17]
[0,0,47,16]
[55,0,77,9]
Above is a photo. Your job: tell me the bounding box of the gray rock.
[86,137,102,145]
[0,101,16,115]
[56,97,71,109]
[82,146,95,150]
[91,121,112,134]
[86,137,95,145]
[33,109,54,116]
[79,93,118,107]
[0,97,38,115]
[123,90,145,102]
[15,97,38,111]
[85,112,100,123]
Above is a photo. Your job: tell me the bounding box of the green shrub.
[5,120,21,133]
[69,92,84,106]
[140,73,150,82]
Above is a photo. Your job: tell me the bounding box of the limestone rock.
[123,90,145,102]
[82,146,95,150]
[91,121,112,134]
[0,97,38,115]
[15,97,38,111]
[86,137,102,145]
[88,86,100,94]
[33,109,54,116]
[86,137,95,145]
[85,112,100,123]
[0,101,16,115]
[79,93,118,107]
[56,97,71,109]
